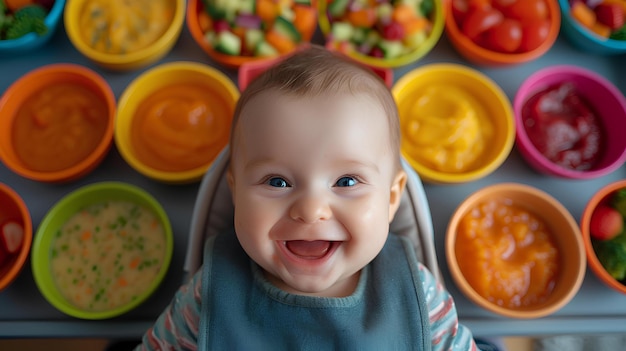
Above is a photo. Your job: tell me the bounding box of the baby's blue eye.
[267,177,290,188]
[336,176,357,187]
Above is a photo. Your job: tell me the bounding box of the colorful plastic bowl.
[446,183,586,319]
[318,0,445,68]
[392,63,515,184]
[64,0,185,71]
[115,61,240,184]
[0,63,116,183]
[581,179,626,295]
[0,183,32,292]
[559,0,626,55]
[32,182,173,320]
[514,65,626,179]
[187,0,318,68]
[0,0,66,55]
[445,0,561,66]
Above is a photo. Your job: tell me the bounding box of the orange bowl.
[444,0,561,66]
[0,64,116,183]
[187,0,318,68]
[581,180,626,295]
[446,183,586,318]
[0,183,33,292]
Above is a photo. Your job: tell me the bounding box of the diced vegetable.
[570,0,626,40]
[1,220,24,254]
[590,206,624,241]
[214,29,242,55]
[0,1,49,40]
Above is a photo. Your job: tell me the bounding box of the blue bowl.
[0,0,66,55]
[558,0,626,55]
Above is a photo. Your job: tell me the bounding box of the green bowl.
[32,182,173,320]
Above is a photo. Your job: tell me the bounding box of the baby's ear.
[388,170,407,222]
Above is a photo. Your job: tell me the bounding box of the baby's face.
[228,91,405,297]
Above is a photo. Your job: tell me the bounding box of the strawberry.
[595,3,625,30]
[590,206,624,241]
[0,221,24,254]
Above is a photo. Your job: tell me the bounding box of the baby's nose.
[289,192,332,223]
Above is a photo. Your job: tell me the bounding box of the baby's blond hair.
[229,45,401,170]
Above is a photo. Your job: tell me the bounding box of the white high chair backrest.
[184,147,441,282]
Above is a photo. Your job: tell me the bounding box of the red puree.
[522,82,603,171]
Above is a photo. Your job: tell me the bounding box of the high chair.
[184,147,442,282]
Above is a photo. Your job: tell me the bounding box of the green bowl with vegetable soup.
[32,182,173,320]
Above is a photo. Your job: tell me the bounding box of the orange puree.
[12,83,109,172]
[456,198,559,309]
[130,83,232,172]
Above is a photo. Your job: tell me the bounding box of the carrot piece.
[293,5,317,40]
[402,17,429,35]
[129,257,141,269]
[591,21,611,37]
[4,0,34,12]
[198,11,213,33]
[265,29,297,53]
[256,0,279,23]
[347,8,377,27]
[118,277,128,287]
[81,230,92,241]
[570,2,596,29]
[392,4,418,24]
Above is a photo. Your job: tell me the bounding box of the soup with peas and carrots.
[50,201,166,311]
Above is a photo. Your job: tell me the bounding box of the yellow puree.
[80,0,174,54]
[400,85,493,173]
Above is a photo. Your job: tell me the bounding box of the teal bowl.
[32,182,173,320]
[0,0,66,55]
[558,0,626,54]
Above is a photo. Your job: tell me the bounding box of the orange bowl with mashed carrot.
[0,63,115,183]
[115,61,240,184]
[446,183,586,319]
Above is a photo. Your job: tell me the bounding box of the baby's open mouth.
[284,240,337,260]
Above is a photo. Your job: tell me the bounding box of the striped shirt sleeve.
[419,262,478,351]
[134,268,203,351]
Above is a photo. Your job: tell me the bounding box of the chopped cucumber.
[255,40,279,57]
[238,0,255,14]
[331,21,354,42]
[352,27,369,45]
[328,0,350,17]
[378,39,404,59]
[214,30,242,55]
[273,16,301,42]
[404,30,427,49]
[245,29,264,52]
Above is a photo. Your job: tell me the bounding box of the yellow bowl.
[392,63,515,184]
[446,183,586,319]
[115,61,240,184]
[64,0,185,71]
[318,0,445,68]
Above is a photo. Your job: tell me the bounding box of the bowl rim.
[317,0,446,68]
[0,0,66,49]
[64,0,185,66]
[513,64,626,179]
[557,0,626,50]
[446,182,586,318]
[444,0,561,65]
[581,179,626,294]
[114,61,240,183]
[0,63,116,183]
[0,183,33,291]
[391,63,515,183]
[31,181,174,319]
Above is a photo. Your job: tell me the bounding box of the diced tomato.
[590,206,624,241]
[452,0,470,26]
[519,19,551,52]
[504,0,549,21]
[595,3,625,30]
[485,18,523,52]
[462,6,505,40]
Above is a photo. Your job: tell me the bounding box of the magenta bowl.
[514,65,626,179]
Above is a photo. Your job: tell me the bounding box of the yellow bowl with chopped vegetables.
[64,0,185,71]
[32,182,173,320]
[318,0,445,68]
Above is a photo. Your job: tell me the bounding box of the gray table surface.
[0,18,625,339]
